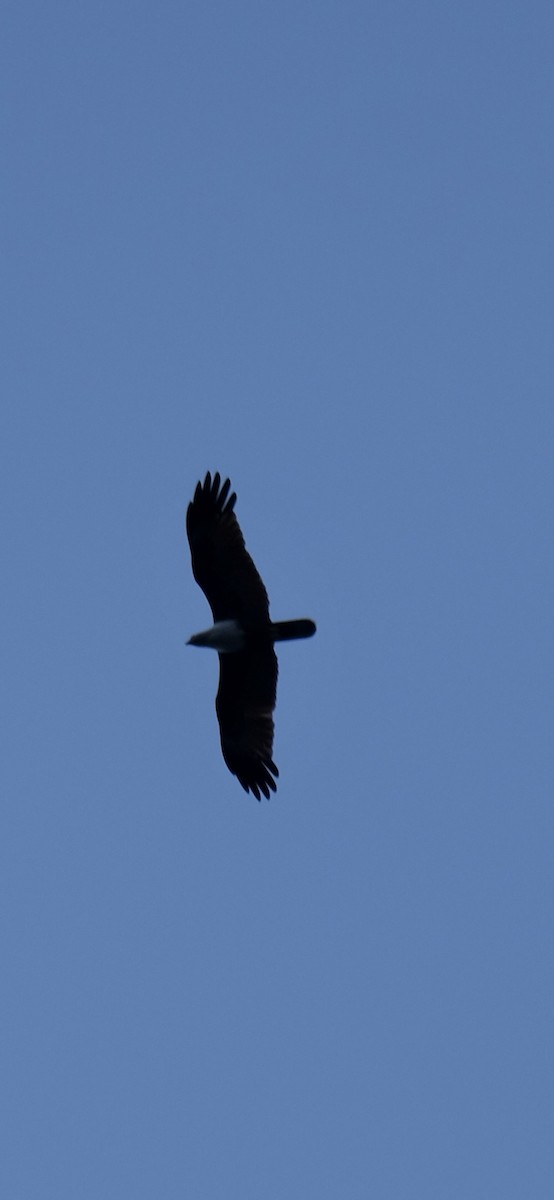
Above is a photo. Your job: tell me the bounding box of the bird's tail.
[269,619,316,642]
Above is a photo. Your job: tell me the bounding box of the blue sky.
[2,2,553,1196]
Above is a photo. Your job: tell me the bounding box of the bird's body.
[186,472,316,799]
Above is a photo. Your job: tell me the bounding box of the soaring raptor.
[186,472,316,799]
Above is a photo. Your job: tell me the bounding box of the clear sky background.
[2,3,553,1197]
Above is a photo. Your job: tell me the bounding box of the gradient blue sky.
[2,3,553,1197]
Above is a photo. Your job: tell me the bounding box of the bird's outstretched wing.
[216,645,279,800]
[186,471,270,624]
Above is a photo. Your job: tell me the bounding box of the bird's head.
[186,620,245,652]
[186,630,207,647]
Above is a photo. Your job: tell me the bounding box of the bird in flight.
[186,472,316,799]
